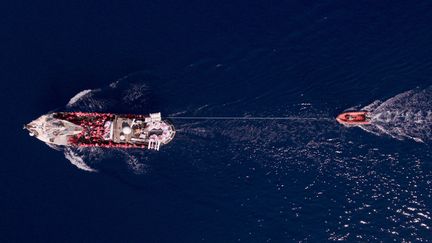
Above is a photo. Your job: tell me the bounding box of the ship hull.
[25,112,175,150]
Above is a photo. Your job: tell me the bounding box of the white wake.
[66,89,93,107]
[63,147,97,172]
[360,87,432,142]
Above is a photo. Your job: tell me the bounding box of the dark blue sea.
[2,1,432,242]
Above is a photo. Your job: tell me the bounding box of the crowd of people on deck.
[57,112,150,148]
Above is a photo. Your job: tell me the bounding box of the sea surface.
[1,1,432,242]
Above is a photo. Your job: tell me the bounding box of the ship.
[336,111,371,125]
[24,112,175,150]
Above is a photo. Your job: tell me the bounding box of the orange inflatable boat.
[336,111,371,125]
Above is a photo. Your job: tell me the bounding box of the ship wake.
[63,147,97,172]
[359,86,432,142]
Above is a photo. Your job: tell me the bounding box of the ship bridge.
[111,113,175,150]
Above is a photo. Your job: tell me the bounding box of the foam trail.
[67,89,93,107]
[63,147,97,172]
[360,87,432,142]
